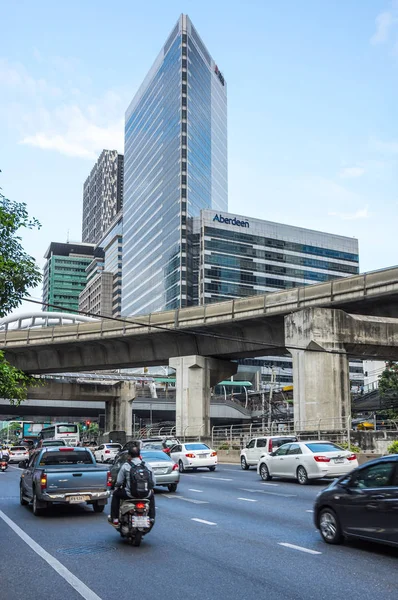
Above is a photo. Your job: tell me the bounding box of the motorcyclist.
[0,447,9,462]
[109,445,156,527]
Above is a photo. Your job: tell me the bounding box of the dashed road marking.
[278,542,322,555]
[260,482,280,487]
[188,489,203,493]
[163,494,208,504]
[240,488,297,498]
[237,497,257,502]
[191,518,217,526]
[201,476,232,481]
[306,510,314,513]
[0,510,103,600]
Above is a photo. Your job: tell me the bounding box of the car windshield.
[141,451,171,462]
[11,447,27,451]
[141,442,164,450]
[39,450,94,465]
[57,425,77,433]
[305,443,342,453]
[185,444,210,451]
[106,444,121,449]
[43,441,66,446]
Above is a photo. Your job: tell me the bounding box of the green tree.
[378,361,398,396]
[0,174,42,317]
[0,174,43,404]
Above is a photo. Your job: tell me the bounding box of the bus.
[39,423,80,446]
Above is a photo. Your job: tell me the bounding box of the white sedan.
[257,441,359,485]
[8,446,29,463]
[169,442,217,472]
[94,443,122,463]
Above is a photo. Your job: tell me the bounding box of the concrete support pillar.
[105,381,136,435]
[285,308,350,431]
[169,355,237,438]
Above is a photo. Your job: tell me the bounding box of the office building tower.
[122,14,227,315]
[42,242,103,314]
[82,150,124,245]
[191,209,362,388]
[79,216,123,317]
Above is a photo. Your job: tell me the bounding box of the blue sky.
[1,0,398,313]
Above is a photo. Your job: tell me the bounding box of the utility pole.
[268,368,277,432]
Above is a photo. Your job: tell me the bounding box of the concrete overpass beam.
[169,355,237,438]
[285,308,350,431]
[105,382,136,436]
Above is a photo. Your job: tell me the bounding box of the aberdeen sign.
[213,214,250,228]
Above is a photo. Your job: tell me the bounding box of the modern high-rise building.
[190,209,363,388]
[42,242,103,314]
[82,150,124,245]
[79,216,123,318]
[122,14,228,315]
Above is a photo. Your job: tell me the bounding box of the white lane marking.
[201,476,232,481]
[163,494,208,504]
[306,510,314,513]
[240,488,297,498]
[191,518,217,526]
[237,497,257,503]
[260,482,280,487]
[0,509,103,600]
[278,542,321,555]
[188,489,203,493]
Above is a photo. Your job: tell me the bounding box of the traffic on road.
[0,437,397,600]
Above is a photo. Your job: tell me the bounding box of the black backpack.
[129,461,154,498]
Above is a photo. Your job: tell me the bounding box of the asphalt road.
[0,463,397,600]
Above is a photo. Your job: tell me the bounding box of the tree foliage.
[0,175,42,317]
[0,350,42,405]
[378,361,398,396]
[0,174,43,404]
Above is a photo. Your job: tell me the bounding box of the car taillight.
[268,440,273,453]
[172,462,179,471]
[59,447,70,452]
[347,454,357,461]
[211,451,217,457]
[106,471,112,487]
[314,456,331,463]
[163,448,170,454]
[40,473,47,490]
[185,453,195,458]
[105,450,110,454]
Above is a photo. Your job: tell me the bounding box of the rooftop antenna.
[66,229,70,243]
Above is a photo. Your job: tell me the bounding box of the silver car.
[111,450,180,492]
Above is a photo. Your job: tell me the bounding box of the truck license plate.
[132,516,150,528]
[68,495,90,503]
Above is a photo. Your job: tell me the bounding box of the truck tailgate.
[44,466,109,493]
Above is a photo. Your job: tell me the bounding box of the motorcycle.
[1,459,8,472]
[110,498,153,546]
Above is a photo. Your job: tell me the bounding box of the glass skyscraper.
[122,14,227,315]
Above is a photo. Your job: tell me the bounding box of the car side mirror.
[19,460,28,468]
[269,451,276,457]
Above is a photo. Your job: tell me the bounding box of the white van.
[240,436,298,469]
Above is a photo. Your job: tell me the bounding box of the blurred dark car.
[110,449,180,492]
[314,455,398,548]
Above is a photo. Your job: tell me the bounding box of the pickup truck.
[19,446,111,516]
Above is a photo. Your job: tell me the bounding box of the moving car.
[19,446,111,515]
[257,441,358,484]
[94,443,122,463]
[240,436,298,469]
[8,446,29,463]
[314,455,398,547]
[110,449,180,492]
[169,442,217,472]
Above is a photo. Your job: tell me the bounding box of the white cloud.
[0,58,61,96]
[20,103,124,159]
[339,167,365,179]
[371,10,396,44]
[370,137,398,154]
[328,206,369,221]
